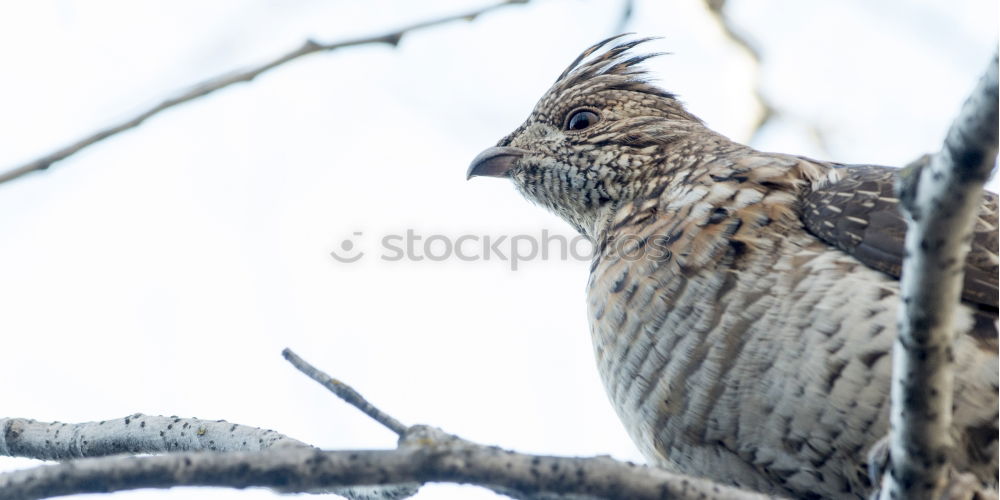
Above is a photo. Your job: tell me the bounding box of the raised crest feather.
[552,35,674,100]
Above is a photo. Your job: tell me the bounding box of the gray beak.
[467,146,529,180]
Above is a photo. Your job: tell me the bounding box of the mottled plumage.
[468,36,999,498]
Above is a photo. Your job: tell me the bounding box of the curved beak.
[466,146,530,180]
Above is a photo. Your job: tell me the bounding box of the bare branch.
[702,0,776,142]
[0,351,776,499]
[0,0,530,186]
[880,50,998,499]
[0,424,773,500]
[0,414,308,461]
[283,348,408,437]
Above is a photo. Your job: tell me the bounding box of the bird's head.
[467,35,704,239]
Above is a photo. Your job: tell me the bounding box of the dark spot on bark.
[955,148,985,178]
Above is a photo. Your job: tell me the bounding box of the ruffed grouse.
[467,36,998,498]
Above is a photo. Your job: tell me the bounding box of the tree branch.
[0,350,774,500]
[0,425,773,500]
[702,0,775,142]
[0,415,308,460]
[880,50,999,499]
[0,0,530,186]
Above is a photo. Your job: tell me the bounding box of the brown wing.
[802,164,999,309]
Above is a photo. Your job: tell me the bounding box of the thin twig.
[879,50,999,499]
[0,0,530,186]
[282,348,408,436]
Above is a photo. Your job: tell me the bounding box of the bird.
[467,35,998,499]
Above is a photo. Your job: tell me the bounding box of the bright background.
[0,1,996,499]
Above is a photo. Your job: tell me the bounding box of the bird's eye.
[565,109,599,131]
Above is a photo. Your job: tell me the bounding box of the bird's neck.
[581,130,751,242]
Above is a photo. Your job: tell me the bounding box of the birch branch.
[0,349,774,500]
[880,50,999,499]
[0,0,529,186]
[0,415,308,460]
[0,425,772,500]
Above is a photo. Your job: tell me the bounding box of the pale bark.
[880,50,998,499]
[0,350,773,500]
[0,415,307,460]
[0,424,771,500]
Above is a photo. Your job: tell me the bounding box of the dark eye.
[565,109,599,131]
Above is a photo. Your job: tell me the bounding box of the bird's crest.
[550,34,675,100]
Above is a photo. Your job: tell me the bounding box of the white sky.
[0,1,996,499]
